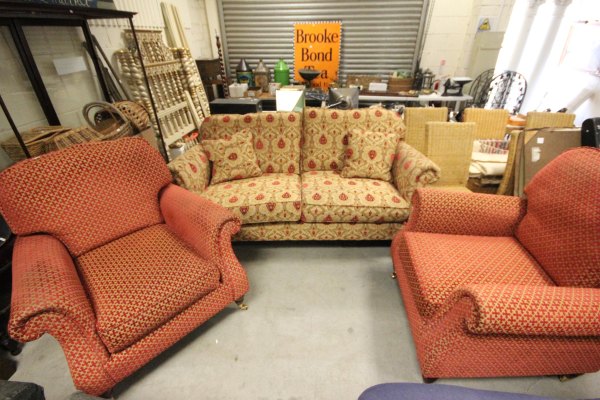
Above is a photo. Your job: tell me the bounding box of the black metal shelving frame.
[0,1,167,160]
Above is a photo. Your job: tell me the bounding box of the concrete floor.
[9,243,600,400]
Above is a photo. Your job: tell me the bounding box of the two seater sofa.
[169,107,441,240]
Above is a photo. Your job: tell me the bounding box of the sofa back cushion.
[516,147,600,287]
[0,138,172,257]
[200,112,302,174]
[302,107,405,172]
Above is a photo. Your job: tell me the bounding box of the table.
[359,93,473,112]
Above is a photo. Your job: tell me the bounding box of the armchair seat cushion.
[301,171,409,223]
[76,224,220,353]
[397,231,554,318]
[201,173,302,224]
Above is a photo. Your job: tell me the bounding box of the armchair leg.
[558,374,582,382]
[422,376,437,384]
[391,271,397,279]
[235,296,248,311]
[100,388,114,398]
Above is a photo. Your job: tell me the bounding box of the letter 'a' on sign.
[293,21,341,90]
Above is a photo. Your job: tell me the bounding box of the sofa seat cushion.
[76,224,220,353]
[301,171,409,223]
[397,231,554,318]
[201,173,302,224]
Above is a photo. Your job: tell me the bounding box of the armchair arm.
[405,188,526,236]
[454,284,600,337]
[159,184,248,299]
[10,235,97,342]
[392,142,441,202]
[167,144,211,193]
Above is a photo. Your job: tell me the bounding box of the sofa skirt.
[234,222,404,241]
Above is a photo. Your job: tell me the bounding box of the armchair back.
[301,107,406,172]
[0,138,172,257]
[516,147,600,287]
[199,112,302,174]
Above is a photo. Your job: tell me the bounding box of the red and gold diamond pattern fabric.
[341,129,400,181]
[167,144,210,193]
[200,112,301,175]
[76,224,220,354]
[392,236,600,379]
[202,129,262,185]
[302,107,405,172]
[301,171,409,223]
[397,231,553,319]
[201,173,302,224]
[516,147,600,288]
[0,138,172,257]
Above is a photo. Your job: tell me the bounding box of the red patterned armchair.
[0,138,249,395]
[392,147,600,379]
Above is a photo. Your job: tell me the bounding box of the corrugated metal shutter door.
[219,0,428,84]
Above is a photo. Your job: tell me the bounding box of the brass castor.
[235,297,248,311]
[422,376,437,384]
[558,374,582,382]
[391,272,397,279]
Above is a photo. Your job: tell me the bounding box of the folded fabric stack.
[469,139,509,186]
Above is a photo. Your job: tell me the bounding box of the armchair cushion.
[341,128,400,181]
[301,171,409,223]
[0,138,171,257]
[201,173,302,224]
[397,231,553,318]
[202,129,262,185]
[516,147,600,287]
[76,224,220,353]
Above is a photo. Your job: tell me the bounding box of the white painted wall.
[0,0,214,164]
[419,0,515,78]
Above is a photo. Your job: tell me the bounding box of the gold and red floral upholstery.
[201,173,302,224]
[0,138,249,395]
[391,148,600,379]
[169,109,441,240]
[301,171,409,223]
[516,147,600,287]
[302,107,405,172]
[200,112,302,174]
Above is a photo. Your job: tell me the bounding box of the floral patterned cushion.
[301,171,409,223]
[201,173,302,224]
[341,129,400,181]
[202,129,262,185]
[302,107,405,172]
[200,112,301,174]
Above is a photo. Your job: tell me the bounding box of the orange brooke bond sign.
[293,22,341,90]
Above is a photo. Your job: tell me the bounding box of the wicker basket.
[113,101,150,133]
[387,77,413,92]
[48,126,102,153]
[1,126,71,161]
[82,101,134,141]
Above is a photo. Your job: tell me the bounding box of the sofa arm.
[9,235,98,342]
[159,184,248,299]
[392,142,441,202]
[405,188,526,236]
[167,144,211,193]
[454,284,600,337]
